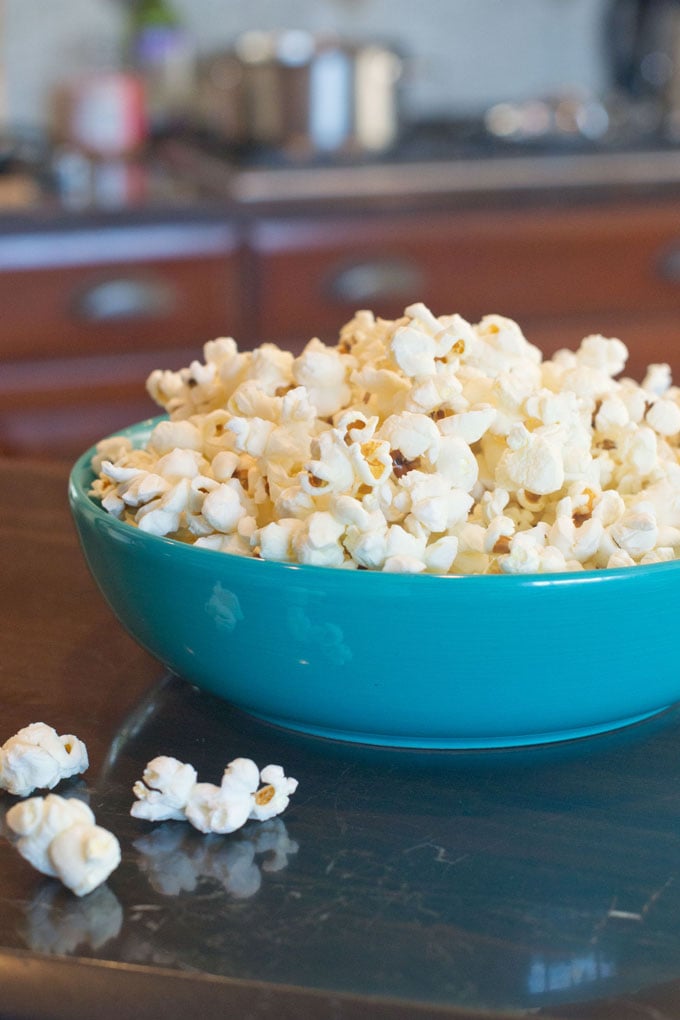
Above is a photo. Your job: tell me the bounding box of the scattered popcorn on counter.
[5,794,121,897]
[0,723,89,797]
[131,755,298,835]
[130,755,198,822]
[91,305,680,573]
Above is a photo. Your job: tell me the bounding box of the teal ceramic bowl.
[69,418,680,749]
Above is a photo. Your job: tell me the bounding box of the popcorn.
[47,824,120,899]
[383,555,426,574]
[211,450,239,481]
[577,333,628,376]
[348,438,393,488]
[119,472,169,508]
[101,460,144,485]
[135,502,181,538]
[253,518,303,562]
[641,546,675,565]
[484,514,516,554]
[228,381,281,421]
[480,487,510,523]
[398,471,473,532]
[350,365,410,418]
[379,412,441,463]
[155,447,204,481]
[466,314,542,377]
[498,535,543,575]
[91,435,133,475]
[620,426,658,479]
[249,764,299,822]
[131,756,198,822]
[226,415,274,457]
[550,514,605,565]
[438,405,496,444]
[646,398,680,437]
[434,436,479,491]
[642,363,672,396]
[149,418,203,455]
[607,549,636,569]
[292,511,346,567]
[496,424,565,495]
[343,523,388,569]
[292,339,351,416]
[0,723,88,797]
[131,755,298,835]
[423,535,459,573]
[92,304,680,574]
[609,507,659,558]
[185,781,252,835]
[595,395,630,432]
[5,794,120,897]
[301,430,356,496]
[391,323,438,377]
[5,793,94,873]
[201,482,248,533]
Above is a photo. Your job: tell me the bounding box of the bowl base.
[248,705,672,749]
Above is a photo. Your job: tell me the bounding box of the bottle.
[125,0,195,133]
[50,36,147,208]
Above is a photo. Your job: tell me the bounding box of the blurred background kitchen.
[2,0,680,457]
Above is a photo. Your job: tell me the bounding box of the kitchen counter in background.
[162,138,680,209]
[6,133,680,218]
[2,139,680,458]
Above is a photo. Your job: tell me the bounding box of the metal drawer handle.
[326,258,424,305]
[73,276,178,322]
[656,244,680,282]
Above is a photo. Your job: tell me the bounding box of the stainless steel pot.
[195,30,405,158]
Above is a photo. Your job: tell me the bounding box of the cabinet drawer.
[0,397,157,459]
[0,346,197,457]
[249,200,680,357]
[0,221,242,361]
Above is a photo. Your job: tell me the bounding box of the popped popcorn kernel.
[642,363,672,396]
[0,723,88,797]
[250,765,298,822]
[646,398,680,437]
[131,755,198,822]
[131,756,298,835]
[6,795,120,897]
[91,304,680,574]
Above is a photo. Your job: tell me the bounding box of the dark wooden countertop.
[4,456,680,1020]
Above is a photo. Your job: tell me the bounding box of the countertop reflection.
[88,674,680,1013]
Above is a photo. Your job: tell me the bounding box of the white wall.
[3,0,611,130]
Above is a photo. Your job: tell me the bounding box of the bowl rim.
[68,415,680,589]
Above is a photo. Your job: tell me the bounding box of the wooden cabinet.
[0,218,243,457]
[2,190,680,458]
[248,197,680,381]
